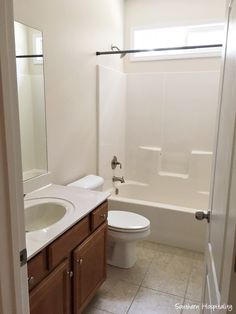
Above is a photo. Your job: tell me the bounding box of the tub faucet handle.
[111,156,122,169]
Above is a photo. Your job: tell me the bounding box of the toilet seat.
[108,210,150,233]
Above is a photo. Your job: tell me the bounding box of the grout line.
[125,244,156,313]
[125,285,141,314]
[181,298,201,314]
[184,297,202,304]
[96,242,202,314]
[183,256,195,301]
[139,285,186,300]
[93,307,114,314]
[140,248,193,300]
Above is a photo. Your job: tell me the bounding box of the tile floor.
[84,241,204,314]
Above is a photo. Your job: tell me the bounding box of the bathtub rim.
[105,180,208,214]
[108,194,200,214]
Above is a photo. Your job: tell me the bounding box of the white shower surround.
[98,65,220,251]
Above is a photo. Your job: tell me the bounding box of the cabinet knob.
[76,258,83,265]
[28,276,35,286]
[100,213,106,219]
[67,271,73,278]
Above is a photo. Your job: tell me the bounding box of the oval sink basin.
[25,200,70,232]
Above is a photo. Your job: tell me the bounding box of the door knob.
[195,211,210,223]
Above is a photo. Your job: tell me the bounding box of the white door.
[0,0,29,313]
[198,0,236,312]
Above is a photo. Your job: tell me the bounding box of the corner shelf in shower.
[198,190,210,196]
[138,146,162,152]
[158,171,189,179]
[191,150,213,156]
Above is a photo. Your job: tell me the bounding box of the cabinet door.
[29,259,71,314]
[73,222,107,313]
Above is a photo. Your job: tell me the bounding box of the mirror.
[14,22,48,181]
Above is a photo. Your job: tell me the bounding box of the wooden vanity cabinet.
[73,222,107,313]
[27,201,108,314]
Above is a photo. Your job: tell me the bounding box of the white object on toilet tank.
[67,175,104,191]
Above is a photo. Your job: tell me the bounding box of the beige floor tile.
[142,252,193,297]
[91,279,139,314]
[104,242,156,286]
[87,242,203,314]
[174,248,196,259]
[182,300,201,313]
[128,287,183,314]
[155,243,180,255]
[106,259,150,286]
[155,244,195,259]
[83,305,113,314]
[192,259,204,272]
[136,243,157,260]
[138,240,160,251]
[140,241,196,259]
[185,262,204,302]
[194,252,204,262]
[167,255,193,279]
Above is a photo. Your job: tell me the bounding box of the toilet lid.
[108,211,150,231]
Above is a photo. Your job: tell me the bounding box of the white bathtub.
[107,181,207,252]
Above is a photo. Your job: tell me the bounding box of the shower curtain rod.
[96,44,222,56]
[16,54,43,58]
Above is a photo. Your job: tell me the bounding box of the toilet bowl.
[67,175,151,268]
[107,210,150,268]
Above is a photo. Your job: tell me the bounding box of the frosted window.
[132,23,224,60]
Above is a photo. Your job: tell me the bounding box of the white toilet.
[67,174,104,191]
[68,175,151,268]
[107,210,150,268]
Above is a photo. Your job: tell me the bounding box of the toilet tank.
[67,175,104,191]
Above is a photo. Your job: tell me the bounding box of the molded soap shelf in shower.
[139,146,162,152]
[158,171,189,179]
[191,150,213,156]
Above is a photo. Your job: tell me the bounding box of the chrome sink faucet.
[112,176,125,183]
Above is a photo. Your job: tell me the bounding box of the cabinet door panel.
[29,259,70,314]
[73,222,107,313]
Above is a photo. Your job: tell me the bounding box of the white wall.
[14,0,124,184]
[98,66,126,185]
[124,0,226,73]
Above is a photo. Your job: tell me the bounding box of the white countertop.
[25,184,110,260]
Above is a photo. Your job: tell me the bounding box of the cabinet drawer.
[28,249,48,290]
[47,216,90,269]
[90,201,108,232]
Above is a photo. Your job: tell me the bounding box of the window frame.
[130,22,224,62]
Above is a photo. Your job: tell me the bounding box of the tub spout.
[112,176,125,183]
